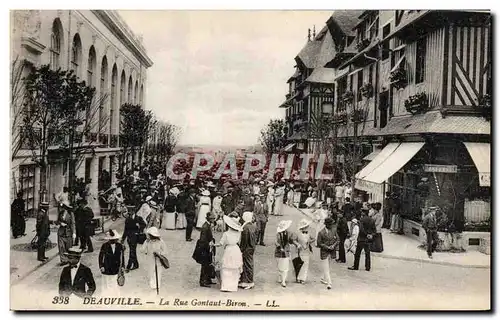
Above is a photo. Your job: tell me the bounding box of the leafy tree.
[259,119,287,157]
[119,103,152,172]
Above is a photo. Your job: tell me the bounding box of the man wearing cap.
[348,209,376,272]
[59,246,96,298]
[422,207,439,259]
[254,194,268,246]
[36,203,51,262]
[239,212,257,290]
[194,211,216,287]
[57,202,76,266]
[316,217,338,289]
[185,187,197,242]
[99,229,125,295]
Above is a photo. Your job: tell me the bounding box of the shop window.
[19,165,35,215]
[415,37,426,84]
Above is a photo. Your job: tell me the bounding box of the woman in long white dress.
[212,192,224,232]
[196,190,212,229]
[141,227,168,291]
[287,184,294,206]
[295,219,315,284]
[273,185,285,216]
[214,216,243,292]
[266,183,275,215]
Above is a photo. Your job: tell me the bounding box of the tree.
[155,121,181,162]
[259,119,287,157]
[119,103,151,173]
[22,65,98,204]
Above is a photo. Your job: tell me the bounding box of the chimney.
[313,25,316,38]
[308,28,311,41]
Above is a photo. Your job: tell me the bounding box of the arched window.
[111,64,118,135]
[128,76,133,103]
[50,19,63,70]
[99,56,108,131]
[87,46,96,87]
[140,85,144,105]
[70,34,82,76]
[134,81,138,104]
[120,71,126,106]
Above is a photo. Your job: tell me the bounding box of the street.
[10,204,490,310]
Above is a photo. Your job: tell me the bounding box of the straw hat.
[169,187,180,196]
[277,220,292,233]
[145,195,153,202]
[259,181,265,185]
[201,190,210,196]
[63,246,83,257]
[297,218,312,230]
[149,201,158,209]
[223,215,243,232]
[304,197,316,208]
[242,211,253,224]
[105,229,121,240]
[147,227,161,238]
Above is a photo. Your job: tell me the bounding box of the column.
[90,156,99,213]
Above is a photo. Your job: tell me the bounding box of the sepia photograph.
[9,9,491,311]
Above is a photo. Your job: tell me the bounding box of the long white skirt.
[293,192,301,206]
[274,196,284,216]
[101,274,121,297]
[276,257,290,283]
[176,213,187,229]
[220,268,240,292]
[196,205,210,229]
[297,253,310,282]
[162,211,176,230]
[147,258,163,290]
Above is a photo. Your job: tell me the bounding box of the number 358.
[52,296,69,304]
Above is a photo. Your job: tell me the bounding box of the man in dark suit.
[58,246,96,298]
[77,199,94,253]
[336,212,349,263]
[36,203,51,262]
[185,188,197,242]
[195,211,216,287]
[316,217,338,290]
[121,210,146,271]
[254,194,268,246]
[349,210,376,271]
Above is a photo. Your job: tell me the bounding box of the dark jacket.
[57,210,76,237]
[176,191,186,213]
[337,216,349,239]
[193,221,214,265]
[221,194,236,214]
[342,203,354,219]
[36,211,50,240]
[358,215,377,242]
[240,223,257,253]
[98,242,125,275]
[422,213,438,231]
[164,194,177,212]
[253,200,268,222]
[122,215,146,243]
[185,194,197,217]
[59,264,96,298]
[242,194,254,212]
[317,227,338,260]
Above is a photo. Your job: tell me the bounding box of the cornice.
[92,10,153,68]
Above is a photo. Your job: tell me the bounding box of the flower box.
[350,109,365,123]
[355,38,370,52]
[360,83,373,98]
[389,68,407,89]
[341,91,354,103]
[404,92,429,115]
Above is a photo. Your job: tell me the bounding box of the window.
[140,85,144,105]
[415,37,426,84]
[100,56,108,131]
[337,77,347,112]
[369,64,373,84]
[128,76,133,103]
[111,65,118,135]
[349,74,353,92]
[382,24,391,60]
[357,69,364,100]
[322,102,333,114]
[120,71,126,106]
[70,34,82,76]
[50,19,62,70]
[134,81,138,104]
[87,46,96,87]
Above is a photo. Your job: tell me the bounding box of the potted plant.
[342,91,354,104]
[355,38,370,52]
[475,94,492,120]
[333,112,348,125]
[360,83,373,98]
[404,92,429,115]
[390,68,407,89]
[350,109,365,123]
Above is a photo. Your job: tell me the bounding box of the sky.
[118,10,332,147]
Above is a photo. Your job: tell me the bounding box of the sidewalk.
[290,205,490,269]
[10,210,115,285]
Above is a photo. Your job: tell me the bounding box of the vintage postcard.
[10,9,491,311]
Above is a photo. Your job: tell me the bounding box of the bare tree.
[156,121,181,162]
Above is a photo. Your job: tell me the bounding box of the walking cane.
[154,254,159,295]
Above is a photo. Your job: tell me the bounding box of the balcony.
[85,132,98,143]
[99,133,109,146]
[110,134,119,148]
[19,126,41,149]
[48,129,67,146]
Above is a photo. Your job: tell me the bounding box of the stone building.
[11,10,153,213]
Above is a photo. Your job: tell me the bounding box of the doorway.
[379,91,389,129]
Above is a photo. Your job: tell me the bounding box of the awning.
[463,142,490,187]
[355,143,400,180]
[365,142,425,184]
[363,148,382,161]
[283,143,296,152]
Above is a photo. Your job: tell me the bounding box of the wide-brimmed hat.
[297,218,312,230]
[145,195,153,202]
[169,187,180,196]
[242,211,253,223]
[150,201,158,209]
[201,190,210,196]
[147,227,161,237]
[304,197,316,208]
[259,181,265,185]
[324,217,334,226]
[223,215,243,231]
[105,229,121,240]
[277,220,292,233]
[206,181,216,188]
[63,246,83,257]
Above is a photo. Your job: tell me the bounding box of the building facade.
[278,10,491,250]
[11,10,153,213]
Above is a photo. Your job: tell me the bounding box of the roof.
[328,10,364,36]
[287,69,300,83]
[305,68,336,84]
[296,40,323,68]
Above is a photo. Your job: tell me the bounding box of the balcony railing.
[99,133,109,146]
[85,132,98,143]
[110,134,118,148]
